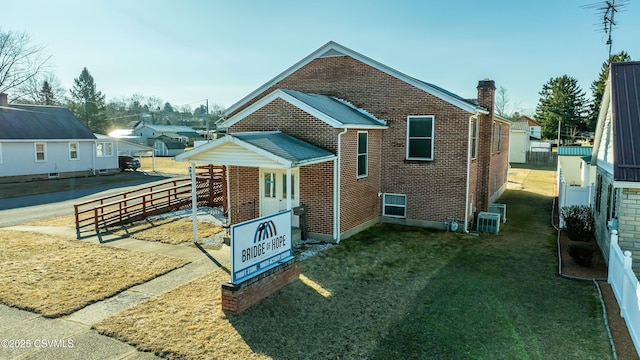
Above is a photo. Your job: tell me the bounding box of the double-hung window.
[357,131,368,178]
[496,124,502,152]
[96,142,113,157]
[69,142,79,160]
[406,116,434,160]
[471,118,478,159]
[383,193,406,218]
[35,142,47,162]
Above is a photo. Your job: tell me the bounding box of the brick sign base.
[221,259,300,314]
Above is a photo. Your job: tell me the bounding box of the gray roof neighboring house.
[558,146,592,156]
[281,89,386,127]
[0,104,96,140]
[510,120,529,132]
[611,62,640,182]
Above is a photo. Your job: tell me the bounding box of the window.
[282,173,295,199]
[406,116,434,160]
[357,131,368,178]
[383,193,406,218]
[264,172,276,198]
[471,118,477,159]
[606,184,613,222]
[595,174,602,213]
[497,124,502,152]
[492,122,496,153]
[35,142,46,162]
[69,142,79,160]
[96,142,113,157]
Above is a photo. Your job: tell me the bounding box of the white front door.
[260,168,300,226]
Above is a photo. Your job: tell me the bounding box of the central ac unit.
[489,203,507,223]
[477,212,501,233]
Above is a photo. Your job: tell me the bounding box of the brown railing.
[74,165,226,239]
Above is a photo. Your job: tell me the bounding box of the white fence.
[558,170,593,227]
[608,230,640,356]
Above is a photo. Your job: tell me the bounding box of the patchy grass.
[0,230,189,317]
[93,170,612,359]
[139,156,189,175]
[106,218,223,245]
[22,214,77,227]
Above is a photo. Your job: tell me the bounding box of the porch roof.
[175,131,336,168]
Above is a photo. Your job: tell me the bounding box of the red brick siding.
[489,121,510,197]
[229,98,337,153]
[229,56,472,223]
[300,162,334,235]
[339,129,383,232]
[227,166,259,224]
[221,261,300,314]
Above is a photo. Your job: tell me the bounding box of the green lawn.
[94,169,612,359]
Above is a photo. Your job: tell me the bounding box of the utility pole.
[205,99,210,141]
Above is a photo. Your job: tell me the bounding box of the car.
[118,155,140,171]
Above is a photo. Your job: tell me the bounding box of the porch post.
[286,167,292,210]
[190,163,198,244]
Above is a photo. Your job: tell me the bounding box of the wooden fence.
[526,151,558,166]
[74,165,226,239]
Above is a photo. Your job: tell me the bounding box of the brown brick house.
[177,41,510,242]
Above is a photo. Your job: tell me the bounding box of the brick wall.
[300,162,334,235]
[229,55,474,224]
[221,260,300,314]
[618,188,640,274]
[489,120,510,203]
[227,166,259,225]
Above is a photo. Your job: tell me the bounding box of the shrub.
[560,205,595,242]
[568,241,594,267]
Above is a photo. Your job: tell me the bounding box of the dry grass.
[107,218,223,245]
[22,214,77,227]
[0,230,189,317]
[94,270,269,360]
[139,156,189,175]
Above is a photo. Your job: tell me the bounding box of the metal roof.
[141,124,199,133]
[0,104,96,140]
[233,131,335,165]
[510,120,529,132]
[558,146,593,156]
[611,62,640,182]
[280,89,385,127]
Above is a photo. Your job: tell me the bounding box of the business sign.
[231,210,293,284]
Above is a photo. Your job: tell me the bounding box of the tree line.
[0,28,224,134]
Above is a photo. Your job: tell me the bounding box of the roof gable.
[226,41,482,116]
[221,88,387,130]
[0,105,96,140]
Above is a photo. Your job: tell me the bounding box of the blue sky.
[2,0,638,115]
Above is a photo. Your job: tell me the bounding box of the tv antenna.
[583,0,628,58]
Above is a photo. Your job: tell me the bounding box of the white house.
[557,146,593,186]
[134,124,202,147]
[0,93,118,183]
[508,116,542,164]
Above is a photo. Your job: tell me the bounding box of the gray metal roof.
[233,131,335,165]
[510,120,529,132]
[611,62,640,182]
[0,104,96,140]
[281,89,385,127]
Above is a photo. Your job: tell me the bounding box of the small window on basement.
[383,193,406,218]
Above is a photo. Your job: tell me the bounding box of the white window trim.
[383,193,407,218]
[35,142,47,162]
[357,131,368,179]
[96,141,114,157]
[69,142,79,160]
[406,115,434,161]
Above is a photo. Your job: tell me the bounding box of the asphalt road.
[0,175,176,227]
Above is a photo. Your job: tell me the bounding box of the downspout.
[464,115,475,233]
[335,128,348,243]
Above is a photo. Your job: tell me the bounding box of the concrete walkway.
[0,225,231,360]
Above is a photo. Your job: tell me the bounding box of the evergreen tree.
[588,51,631,130]
[69,67,108,133]
[38,80,56,105]
[535,75,588,143]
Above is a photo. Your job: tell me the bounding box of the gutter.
[335,128,348,243]
[464,115,475,233]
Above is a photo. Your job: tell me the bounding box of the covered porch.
[176,131,337,242]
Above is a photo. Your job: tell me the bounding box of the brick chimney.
[475,79,496,214]
[0,93,7,111]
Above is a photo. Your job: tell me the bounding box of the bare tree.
[494,86,510,117]
[0,29,52,100]
[15,72,65,104]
